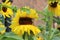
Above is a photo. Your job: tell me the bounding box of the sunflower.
[2,0,13,7]
[48,1,60,16]
[0,22,6,34]
[10,7,40,36]
[0,0,13,18]
[0,6,13,18]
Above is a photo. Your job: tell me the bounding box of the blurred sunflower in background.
[0,0,13,32]
[0,6,13,18]
[48,1,60,16]
[48,0,60,30]
[0,22,6,34]
[10,7,41,36]
[2,0,13,7]
[0,0,13,18]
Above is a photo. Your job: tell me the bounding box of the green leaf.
[0,34,5,40]
[12,6,17,12]
[4,32,23,40]
[28,35,34,40]
[20,8,30,14]
[0,4,2,10]
[2,37,17,40]
[52,36,60,40]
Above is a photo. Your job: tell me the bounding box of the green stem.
[47,12,53,40]
[25,33,28,40]
[50,28,57,40]
[0,34,4,40]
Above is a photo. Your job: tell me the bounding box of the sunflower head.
[48,1,58,8]
[13,7,39,25]
[2,0,13,7]
[0,6,13,18]
[10,7,40,36]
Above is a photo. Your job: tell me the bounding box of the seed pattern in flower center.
[2,7,7,12]
[19,17,33,25]
[50,2,58,8]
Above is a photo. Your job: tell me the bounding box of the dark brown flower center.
[19,17,33,25]
[2,7,7,12]
[50,2,58,8]
[2,0,13,3]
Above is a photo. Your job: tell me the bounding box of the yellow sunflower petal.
[4,0,9,4]
[0,22,6,34]
[10,25,41,35]
[37,37,43,40]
